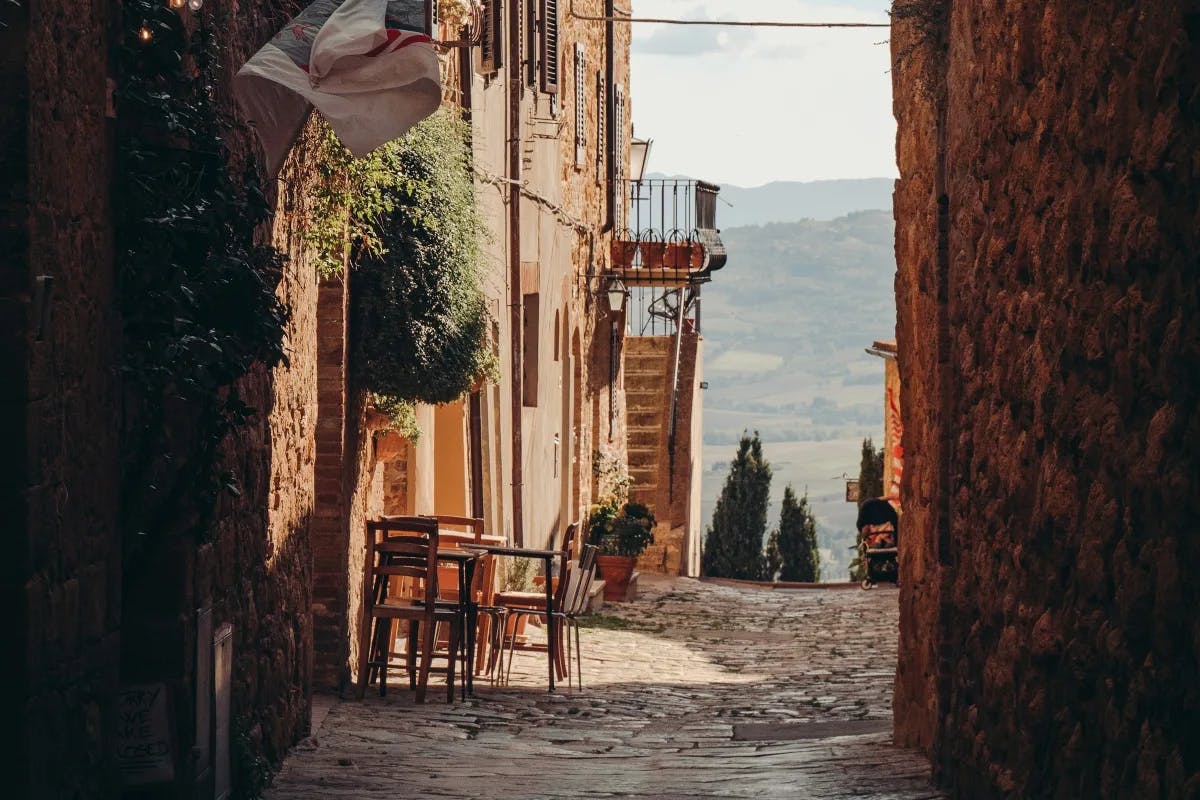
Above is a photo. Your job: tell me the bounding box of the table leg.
[545,555,555,692]
[464,560,477,697]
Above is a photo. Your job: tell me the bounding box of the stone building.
[307,0,639,691]
[890,1,1200,796]
[2,0,648,796]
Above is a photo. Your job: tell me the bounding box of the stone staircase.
[624,338,672,570]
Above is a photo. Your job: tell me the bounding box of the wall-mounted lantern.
[606,278,628,314]
[630,137,653,183]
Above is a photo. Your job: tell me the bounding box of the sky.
[629,0,897,187]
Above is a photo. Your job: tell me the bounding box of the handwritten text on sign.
[116,683,176,786]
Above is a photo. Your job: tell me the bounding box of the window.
[573,44,586,166]
[522,293,540,406]
[540,0,560,93]
[479,0,503,73]
[611,84,627,231]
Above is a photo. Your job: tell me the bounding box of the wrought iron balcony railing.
[609,178,727,286]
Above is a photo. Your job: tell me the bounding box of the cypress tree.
[702,431,772,579]
[858,437,885,499]
[777,485,821,582]
[763,528,782,582]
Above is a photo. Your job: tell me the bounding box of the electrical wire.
[568,0,889,28]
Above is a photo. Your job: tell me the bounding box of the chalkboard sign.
[116,683,176,787]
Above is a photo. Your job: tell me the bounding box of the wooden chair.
[428,514,508,683]
[356,517,463,703]
[491,521,580,682]
[502,544,598,688]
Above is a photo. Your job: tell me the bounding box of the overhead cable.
[569,0,889,28]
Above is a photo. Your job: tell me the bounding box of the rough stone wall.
[892,1,1200,796]
[4,0,123,794]
[890,0,950,757]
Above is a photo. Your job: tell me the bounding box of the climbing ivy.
[115,0,289,562]
[307,109,496,414]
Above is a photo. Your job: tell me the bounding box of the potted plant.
[589,500,656,601]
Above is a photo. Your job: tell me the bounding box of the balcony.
[609,179,728,288]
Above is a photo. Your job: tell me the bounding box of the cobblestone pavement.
[268,576,943,799]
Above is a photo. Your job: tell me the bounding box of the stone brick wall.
[892,1,1200,796]
[5,0,123,794]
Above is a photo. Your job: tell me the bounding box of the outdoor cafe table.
[469,545,564,692]
[435,546,483,698]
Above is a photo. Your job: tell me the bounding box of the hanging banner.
[235,0,441,175]
[886,382,903,511]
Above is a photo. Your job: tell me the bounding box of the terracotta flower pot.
[639,241,666,269]
[596,554,637,601]
[610,239,638,268]
[662,241,701,269]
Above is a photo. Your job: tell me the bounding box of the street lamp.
[629,137,653,183]
[606,278,628,313]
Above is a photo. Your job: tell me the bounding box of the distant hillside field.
[699,206,896,580]
[645,175,894,228]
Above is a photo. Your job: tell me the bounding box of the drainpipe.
[666,286,687,502]
[459,18,485,521]
[508,0,525,545]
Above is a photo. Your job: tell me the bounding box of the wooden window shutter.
[611,84,627,231]
[524,0,536,88]
[522,292,540,406]
[480,0,503,73]
[595,70,605,184]
[540,0,560,93]
[573,44,585,165]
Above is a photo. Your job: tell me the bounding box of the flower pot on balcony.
[639,242,666,269]
[596,555,637,601]
[610,239,638,269]
[662,241,700,269]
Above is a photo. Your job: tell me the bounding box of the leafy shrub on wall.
[349,109,496,406]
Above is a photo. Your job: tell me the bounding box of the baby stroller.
[856,498,899,589]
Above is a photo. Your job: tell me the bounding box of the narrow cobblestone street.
[269,576,942,799]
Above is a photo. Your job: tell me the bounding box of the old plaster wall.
[892,1,1200,796]
[465,0,631,549]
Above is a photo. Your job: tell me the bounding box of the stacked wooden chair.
[356,517,463,703]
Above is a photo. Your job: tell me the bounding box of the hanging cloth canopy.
[235,0,441,175]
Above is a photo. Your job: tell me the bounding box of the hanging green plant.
[115,0,290,561]
[348,109,497,407]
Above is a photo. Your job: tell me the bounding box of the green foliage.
[702,431,772,579]
[763,528,782,582]
[347,110,497,404]
[777,485,820,582]
[231,718,271,800]
[501,557,537,592]
[115,0,289,561]
[368,393,421,442]
[858,437,885,499]
[593,446,632,504]
[850,438,885,581]
[588,500,656,557]
[307,123,400,277]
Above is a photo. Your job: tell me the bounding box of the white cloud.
[629,0,896,186]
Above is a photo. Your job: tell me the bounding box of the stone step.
[624,372,669,393]
[627,432,661,446]
[584,579,606,612]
